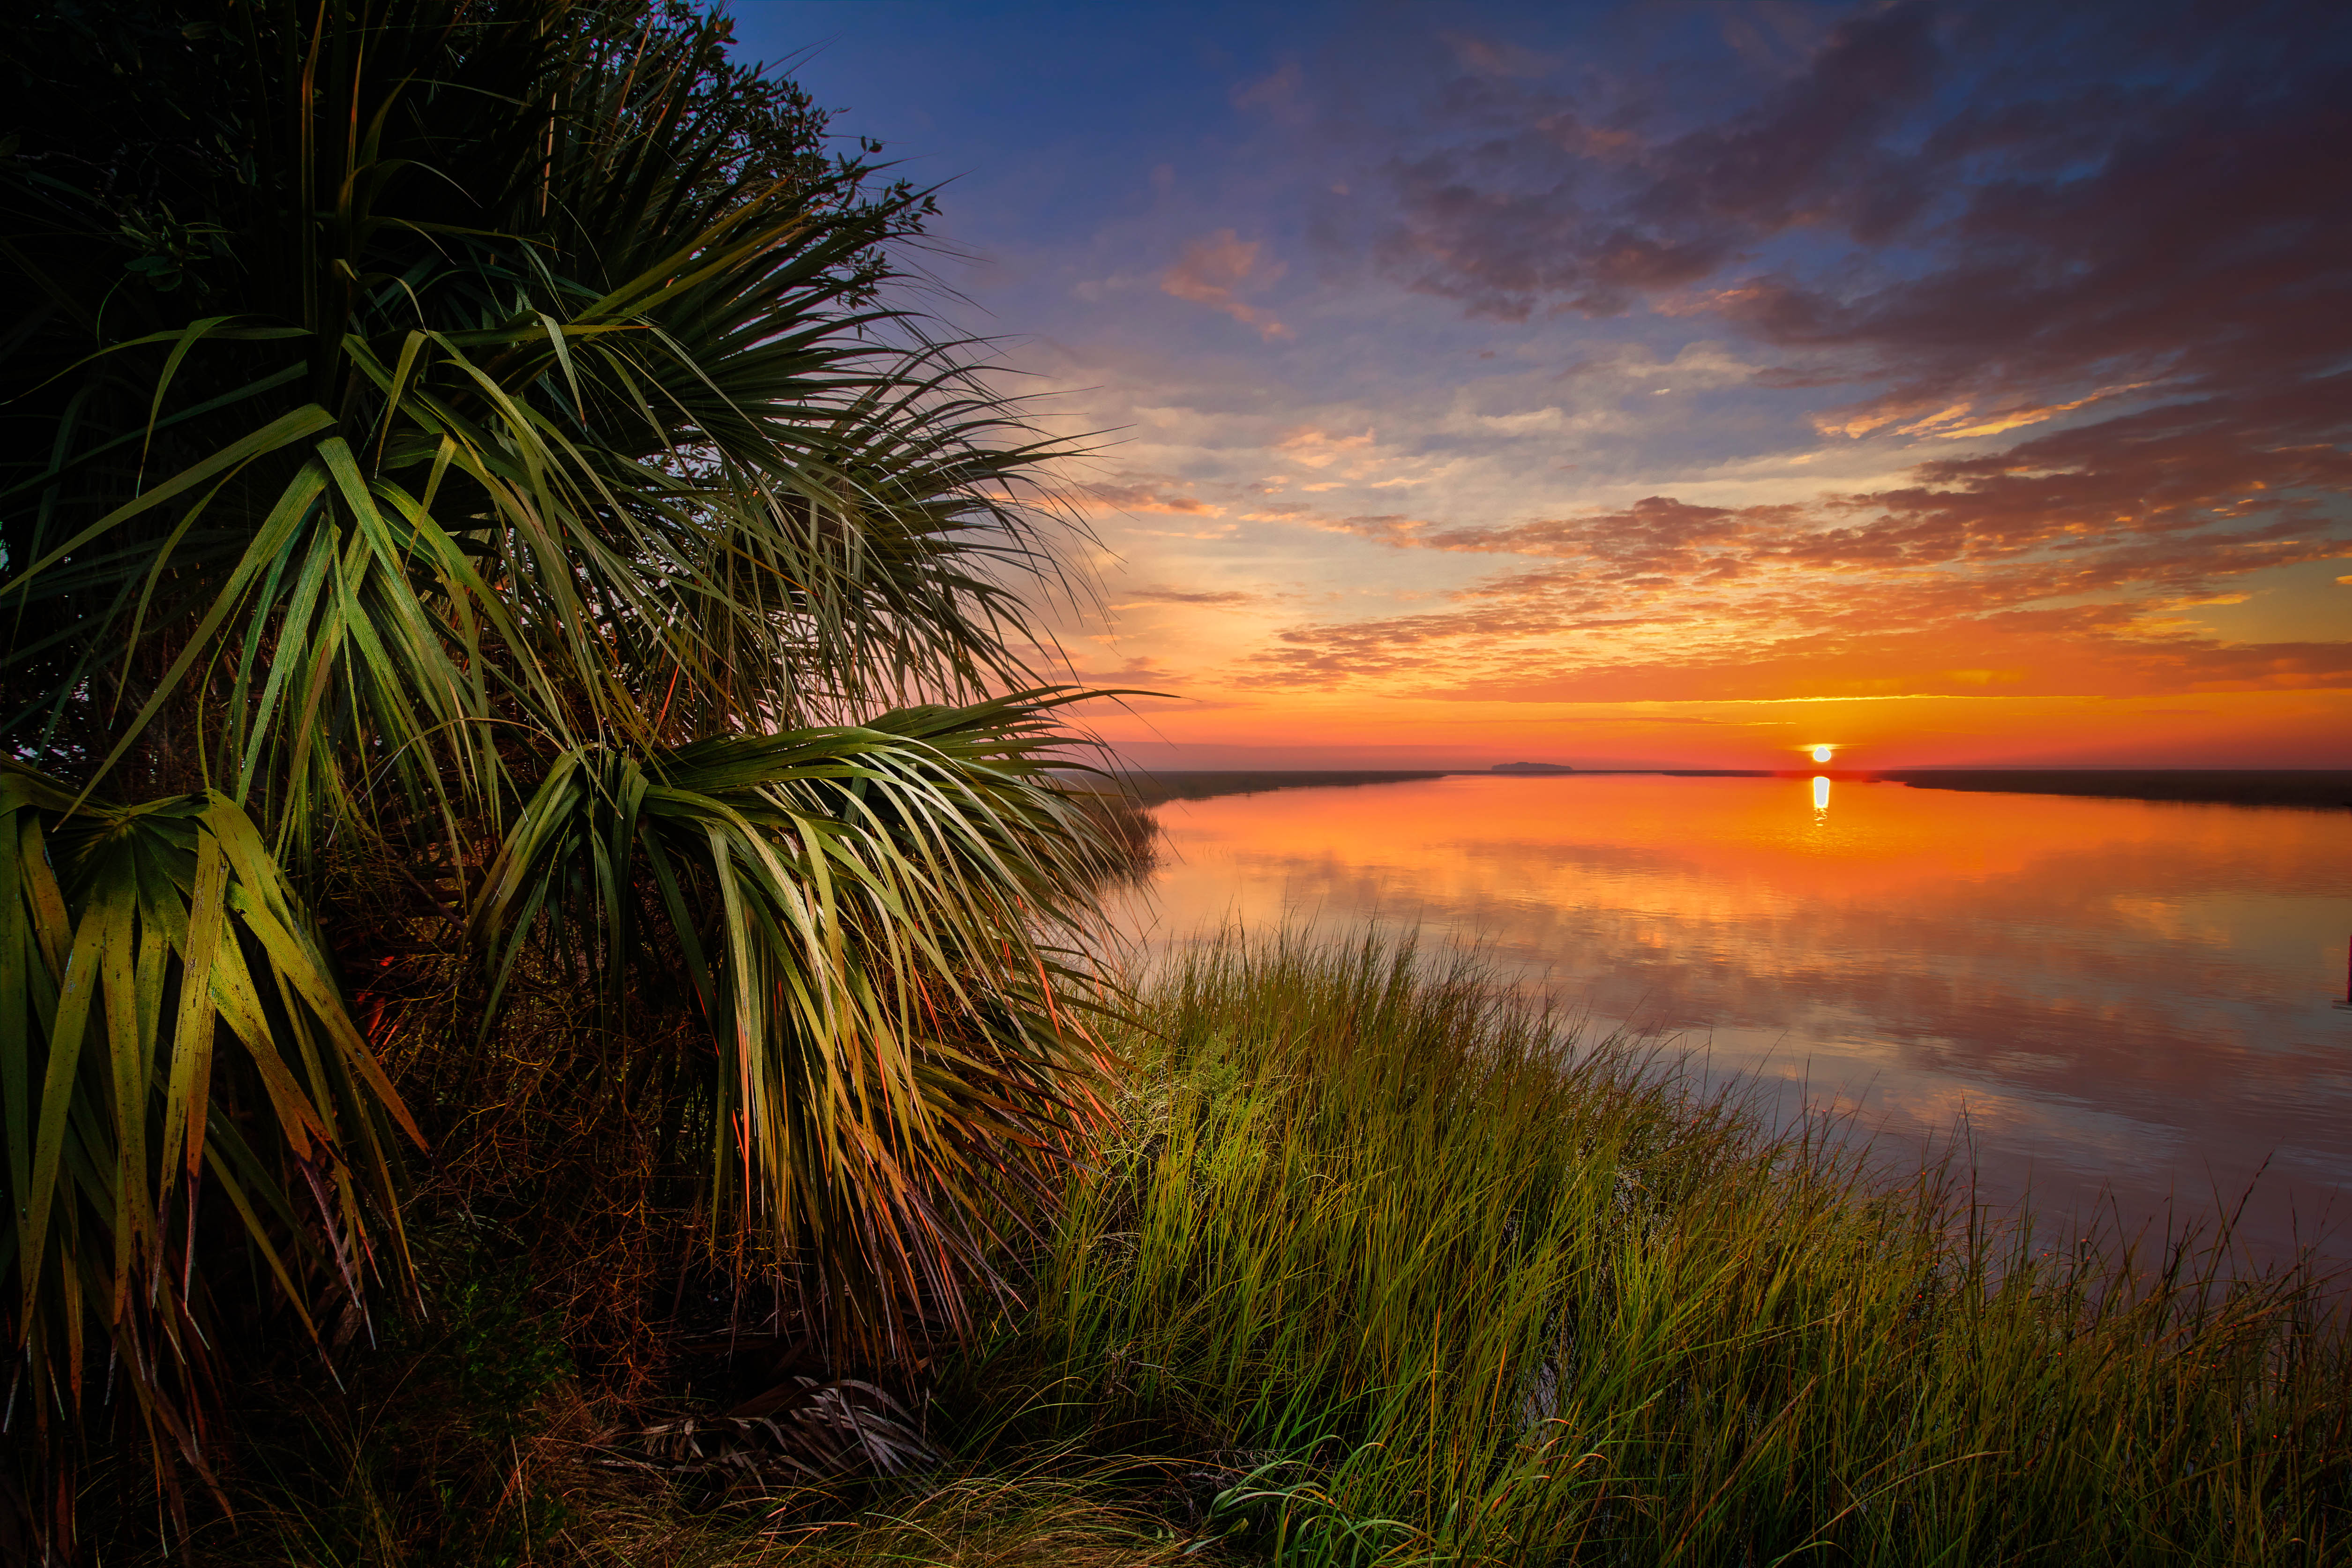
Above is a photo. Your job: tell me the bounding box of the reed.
[949,931,2351,1566]
[97,930,2350,1566]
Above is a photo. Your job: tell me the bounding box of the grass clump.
[951,933,2350,1566]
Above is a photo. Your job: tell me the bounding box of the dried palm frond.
[615,1380,941,1483]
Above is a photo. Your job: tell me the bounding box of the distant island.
[1097,767,2351,811]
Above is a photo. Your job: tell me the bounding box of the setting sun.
[1811,745,1835,764]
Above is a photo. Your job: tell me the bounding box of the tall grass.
[93,930,2352,1566]
[953,933,2350,1566]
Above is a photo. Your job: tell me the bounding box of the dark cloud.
[1337,0,2352,502]
[1358,0,2352,414]
[1227,1,2352,703]
[1363,2,1945,321]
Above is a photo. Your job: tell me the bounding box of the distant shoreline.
[1115,769,1452,805]
[1111,768,2352,811]
[1867,769,2352,810]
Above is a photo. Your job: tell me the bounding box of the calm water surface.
[1113,774,2352,1268]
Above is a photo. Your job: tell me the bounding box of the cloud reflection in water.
[1117,774,2352,1266]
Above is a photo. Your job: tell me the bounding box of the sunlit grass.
[107,929,2349,1566]
[948,931,2349,1566]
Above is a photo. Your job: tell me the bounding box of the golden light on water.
[1117,773,2352,1268]
[1813,775,1832,813]
[1811,744,1836,764]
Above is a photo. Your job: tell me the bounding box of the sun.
[1810,744,1835,764]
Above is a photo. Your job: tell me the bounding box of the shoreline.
[1113,767,2352,811]
[1113,768,1453,805]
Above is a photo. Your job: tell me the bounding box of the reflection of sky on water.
[1110,775,2352,1268]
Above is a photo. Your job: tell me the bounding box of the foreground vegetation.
[10,3,2345,1560]
[2,1,1122,1553]
[86,934,2347,1565]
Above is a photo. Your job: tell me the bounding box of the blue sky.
[731,0,2352,769]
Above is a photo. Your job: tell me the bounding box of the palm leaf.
[2,0,1120,1545]
[3,0,1088,855]
[0,762,418,1515]
[467,690,1124,1350]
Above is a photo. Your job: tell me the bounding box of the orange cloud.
[1163,390,2352,713]
[1162,230,1293,340]
[1815,382,2163,443]
[1112,585,1262,608]
[1086,481,1224,517]
[1073,3,2352,772]
[1274,427,1375,468]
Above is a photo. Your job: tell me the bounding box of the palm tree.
[0,0,1121,1551]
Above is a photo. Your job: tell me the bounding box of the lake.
[1110,773,2352,1270]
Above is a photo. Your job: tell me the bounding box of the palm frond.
[1,1,1121,1545]
[2,0,1089,855]
[0,763,418,1515]
[466,690,1122,1351]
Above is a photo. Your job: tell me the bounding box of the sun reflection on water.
[1117,772,2352,1268]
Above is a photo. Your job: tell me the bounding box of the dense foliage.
[0,1,1119,1555]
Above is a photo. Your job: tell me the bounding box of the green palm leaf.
[3,2,1084,845]
[0,763,417,1500]
[3,0,1124,1546]
[466,690,1121,1350]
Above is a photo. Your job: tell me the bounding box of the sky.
[736,0,2352,771]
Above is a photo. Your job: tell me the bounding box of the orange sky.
[757,2,2352,770]
[1070,689,2352,773]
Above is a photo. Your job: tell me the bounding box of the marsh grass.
[90,931,2349,1566]
[949,933,2351,1566]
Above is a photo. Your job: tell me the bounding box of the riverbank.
[1873,769,2352,810]
[148,938,2349,1566]
[1116,768,2352,811]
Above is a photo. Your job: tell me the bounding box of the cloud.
[1232,60,1307,121]
[1085,481,1225,517]
[1439,31,1559,80]
[1162,229,1294,340]
[1236,582,2352,701]
[1360,4,1946,322]
[1152,0,2351,710]
[1274,427,1375,468]
[1813,382,2160,443]
[1131,523,1242,540]
[1557,340,1761,389]
[1216,377,2352,699]
[1318,513,1430,544]
[1389,3,2347,418]
[1114,585,1263,608]
[1017,1,2348,751]
[1063,654,1185,689]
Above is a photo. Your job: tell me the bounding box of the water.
[1112,773,2352,1269]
